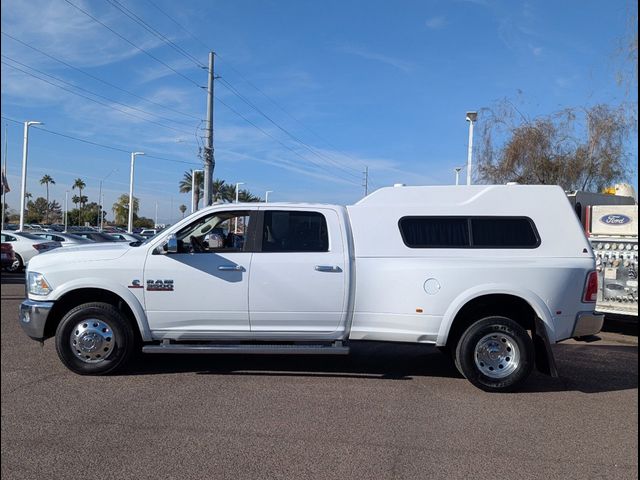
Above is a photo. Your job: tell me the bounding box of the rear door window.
[262,211,329,252]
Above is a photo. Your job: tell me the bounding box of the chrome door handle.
[218,265,244,271]
[314,265,342,273]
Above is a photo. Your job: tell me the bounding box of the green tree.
[134,216,154,228]
[78,202,105,226]
[179,171,204,209]
[25,197,49,223]
[179,204,187,218]
[112,194,139,226]
[48,200,62,224]
[39,174,55,223]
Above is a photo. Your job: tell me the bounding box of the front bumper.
[572,311,605,338]
[19,299,54,341]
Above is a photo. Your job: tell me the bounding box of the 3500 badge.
[146,279,174,291]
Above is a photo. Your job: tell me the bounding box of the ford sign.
[600,214,632,225]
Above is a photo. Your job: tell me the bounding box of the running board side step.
[142,342,350,355]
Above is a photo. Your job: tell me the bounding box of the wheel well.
[446,294,538,350]
[44,288,140,343]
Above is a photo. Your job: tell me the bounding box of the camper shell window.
[399,216,540,249]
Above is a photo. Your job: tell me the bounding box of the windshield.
[16,232,47,240]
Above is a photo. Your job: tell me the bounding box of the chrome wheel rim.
[474,332,520,379]
[70,319,115,363]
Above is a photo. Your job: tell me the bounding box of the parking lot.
[1,273,637,480]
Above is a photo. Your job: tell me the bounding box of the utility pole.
[203,51,215,207]
[1,125,7,231]
[362,166,369,197]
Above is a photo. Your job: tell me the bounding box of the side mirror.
[166,234,178,253]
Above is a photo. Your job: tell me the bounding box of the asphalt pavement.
[1,273,638,480]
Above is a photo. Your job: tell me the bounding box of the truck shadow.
[124,341,638,394]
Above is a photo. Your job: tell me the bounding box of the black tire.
[55,302,135,375]
[6,253,23,273]
[455,316,534,393]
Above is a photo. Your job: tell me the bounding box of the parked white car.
[19,185,603,392]
[32,232,94,248]
[1,231,61,272]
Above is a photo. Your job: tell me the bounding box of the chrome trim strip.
[142,343,350,355]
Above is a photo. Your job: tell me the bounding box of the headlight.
[27,272,52,296]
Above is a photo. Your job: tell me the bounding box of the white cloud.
[1,0,164,68]
[336,44,416,73]
[425,16,448,30]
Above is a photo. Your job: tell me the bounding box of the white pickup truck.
[20,184,603,392]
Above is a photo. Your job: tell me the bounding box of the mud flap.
[533,317,559,377]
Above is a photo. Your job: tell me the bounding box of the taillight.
[582,271,598,303]
[32,243,49,251]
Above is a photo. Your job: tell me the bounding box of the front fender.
[43,278,152,342]
[435,283,556,346]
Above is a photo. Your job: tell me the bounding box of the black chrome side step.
[142,342,350,355]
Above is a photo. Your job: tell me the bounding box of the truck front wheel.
[455,316,534,392]
[55,302,135,375]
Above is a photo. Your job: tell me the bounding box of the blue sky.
[1,0,637,224]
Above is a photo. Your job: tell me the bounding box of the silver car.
[108,232,145,243]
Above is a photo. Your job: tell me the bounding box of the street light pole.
[465,111,477,186]
[234,182,244,233]
[18,120,43,231]
[191,169,203,213]
[454,167,462,186]
[98,168,117,231]
[64,190,68,232]
[127,152,144,233]
[265,190,272,203]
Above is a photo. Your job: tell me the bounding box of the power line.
[0,114,200,166]
[61,0,202,88]
[2,60,199,138]
[214,98,359,185]
[104,0,205,68]
[216,52,367,173]
[133,3,368,179]
[144,0,212,52]
[218,77,362,180]
[1,54,198,130]
[113,1,368,184]
[1,31,201,121]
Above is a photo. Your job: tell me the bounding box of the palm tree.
[178,171,204,209]
[212,179,234,203]
[238,189,261,202]
[72,178,86,208]
[179,204,187,218]
[39,175,55,223]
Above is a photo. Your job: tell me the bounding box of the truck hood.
[28,242,132,270]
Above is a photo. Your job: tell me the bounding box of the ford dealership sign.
[600,214,632,225]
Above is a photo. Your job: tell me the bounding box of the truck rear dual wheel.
[455,316,534,393]
[55,302,135,375]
